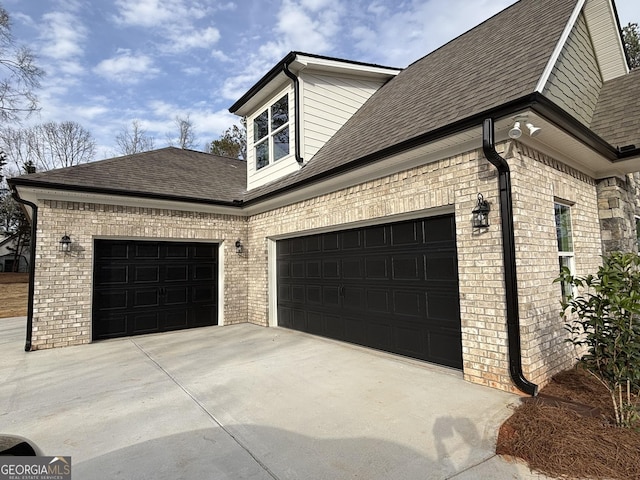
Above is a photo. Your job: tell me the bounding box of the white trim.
[14,185,242,217]
[535,0,586,93]
[218,241,226,326]
[267,238,277,327]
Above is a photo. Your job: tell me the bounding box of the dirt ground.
[497,367,640,479]
[0,273,29,318]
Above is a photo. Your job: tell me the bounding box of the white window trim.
[252,92,291,171]
[555,201,575,299]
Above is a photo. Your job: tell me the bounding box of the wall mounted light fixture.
[472,193,490,229]
[59,234,72,253]
[235,239,243,254]
[509,117,541,139]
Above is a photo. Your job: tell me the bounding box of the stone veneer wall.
[31,200,248,349]
[247,142,602,392]
[596,173,640,254]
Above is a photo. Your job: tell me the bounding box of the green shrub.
[556,252,640,428]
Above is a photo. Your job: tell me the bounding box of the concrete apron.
[0,317,551,479]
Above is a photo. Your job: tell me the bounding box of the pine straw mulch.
[496,366,640,479]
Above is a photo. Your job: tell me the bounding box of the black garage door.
[93,240,218,340]
[277,215,462,369]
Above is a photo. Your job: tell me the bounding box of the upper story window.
[254,94,290,170]
[555,202,575,300]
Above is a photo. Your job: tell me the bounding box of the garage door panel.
[306,260,321,278]
[392,255,423,281]
[94,314,127,338]
[343,286,364,309]
[96,265,128,285]
[323,259,340,278]
[428,331,463,369]
[135,244,160,258]
[94,290,128,310]
[426,291,461,324]
[193,263,215,281]
[366,289,391,313]
[134,265,159,283]
[364,225,387,248]
[277,214,462,369]
[166,265,188,282]
[165,287,188,305]
[307,311,325,335]
[391,221,421,245]
[132,311,160,333]
[307,285,322,303]
[426,254,457,280]
[93,240,218,340]
[365,256,389,279]
[133,289,160,308]
[393,290,423,317]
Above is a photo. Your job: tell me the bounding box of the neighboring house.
[9,0,640,394]
[0,234,29,273]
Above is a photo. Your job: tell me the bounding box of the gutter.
[10,187,37,352]
[282,62,304,165]
[482,118,538,396]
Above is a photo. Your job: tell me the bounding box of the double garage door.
[277,215,462,369]
[93,240,218,340]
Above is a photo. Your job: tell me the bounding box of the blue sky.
[7,0,640,158]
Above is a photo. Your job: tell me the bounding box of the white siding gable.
[300,70,389,161]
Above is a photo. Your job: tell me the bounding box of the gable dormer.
[537,0,628,126]
[230,52,400,191]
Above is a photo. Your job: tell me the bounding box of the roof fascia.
[229,51,400,115]
[243,92,630,207]
[535,0,586,93]
[8,180,245,214]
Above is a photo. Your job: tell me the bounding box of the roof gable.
[244,0,579,201]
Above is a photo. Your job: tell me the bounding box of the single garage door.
[277,215,462,369]
[93,240,218,340]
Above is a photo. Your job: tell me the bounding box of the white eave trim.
[292,54,402,78]
[14,185,245,217]
[535,0,587,93]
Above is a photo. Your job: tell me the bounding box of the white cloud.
[39,11,86,61]
[166,26,221,52]
[93,50,161,84]
[219,0,344,101]
[349,0,515,66]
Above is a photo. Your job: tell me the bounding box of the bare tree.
[115,120,155,155]
[167,114,196,149]
[0,121,95,172]
[0,5,45,123]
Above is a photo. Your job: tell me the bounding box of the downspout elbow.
[482,118,538,396]
[283,62,304,166]
[10,187,37,352]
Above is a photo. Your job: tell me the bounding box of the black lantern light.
[471,193,490,229]
[59,234,72,253]
[235,239,243,254]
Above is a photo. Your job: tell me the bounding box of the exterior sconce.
[472,193,490,229]
[59,234,72,253]
[235,239,243,254]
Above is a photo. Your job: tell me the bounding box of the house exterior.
[9,0,640,394]
[0,234,30,273]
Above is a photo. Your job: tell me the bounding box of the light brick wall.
[509,143,601,388]
[29,141,605,393]
[247,142,602,392]
[31,200,247,349]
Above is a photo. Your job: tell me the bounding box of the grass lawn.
[0,273,29,318]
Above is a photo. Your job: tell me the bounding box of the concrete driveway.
[0,317,552,479]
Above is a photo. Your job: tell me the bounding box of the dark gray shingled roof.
[244,0,579,202]
[9,147,247,205]
[590,68,640,150]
